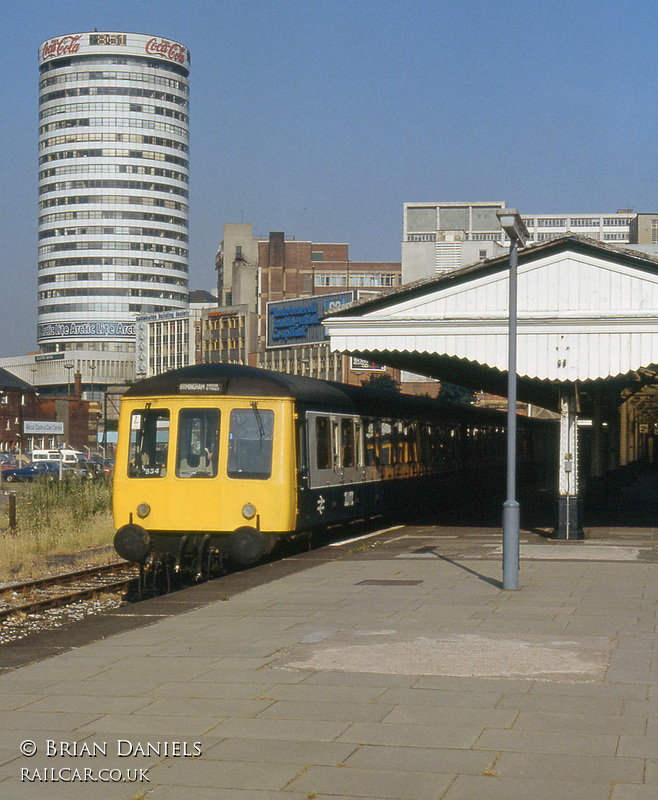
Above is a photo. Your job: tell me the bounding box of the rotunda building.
[37,31,190,356]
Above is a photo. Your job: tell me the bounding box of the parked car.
[85,458,106,480]
[2,461,62,483]
[86,456,114,480]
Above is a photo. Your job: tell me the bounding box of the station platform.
[1,521,658,799]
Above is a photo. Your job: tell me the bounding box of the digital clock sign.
[89,33,127,46]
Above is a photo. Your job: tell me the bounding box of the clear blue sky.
[2,0,656,355]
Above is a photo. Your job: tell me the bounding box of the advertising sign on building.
[267,292,354,348]
[39,32,190,69]
[37,321,135,340]
[350,358,386,372]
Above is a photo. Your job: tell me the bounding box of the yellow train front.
[113,365,299,578]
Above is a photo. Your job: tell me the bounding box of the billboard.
[350,358,386,372]
[267,292,354,348]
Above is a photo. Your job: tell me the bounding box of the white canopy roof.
[325,236,658,411]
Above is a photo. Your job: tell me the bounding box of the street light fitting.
[496,209,529,246]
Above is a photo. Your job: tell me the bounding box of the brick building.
[0,369,40,454]
[0,367,92,456]
[254,231,401,382]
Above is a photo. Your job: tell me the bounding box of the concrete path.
[1,524,658,799]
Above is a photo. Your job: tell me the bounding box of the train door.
[305,411,366,525]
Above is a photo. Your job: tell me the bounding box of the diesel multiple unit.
[113,364,554,587]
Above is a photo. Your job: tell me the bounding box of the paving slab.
[1,522,658,797]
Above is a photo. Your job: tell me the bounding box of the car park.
[2,461,62,482]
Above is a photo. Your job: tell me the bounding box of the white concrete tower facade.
[37,31,190,356]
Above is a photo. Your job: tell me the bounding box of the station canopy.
[324,235,658,415]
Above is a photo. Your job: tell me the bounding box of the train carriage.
[113,363,554,582]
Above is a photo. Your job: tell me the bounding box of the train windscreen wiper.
[251,401,266,438]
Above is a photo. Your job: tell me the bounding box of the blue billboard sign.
[267,292,354,348]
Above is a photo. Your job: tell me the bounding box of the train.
[113,363,554,584]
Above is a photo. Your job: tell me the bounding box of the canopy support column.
[555,385,584,539]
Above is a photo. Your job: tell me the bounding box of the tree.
[361,373,401,392]
[437,382,475,405]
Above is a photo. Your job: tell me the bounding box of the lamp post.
[496,209,529,590]
[89,362,97,453]
[64,362,74,396]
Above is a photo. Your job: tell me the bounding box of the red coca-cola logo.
[145,38,187,65]
[41,34,82,61]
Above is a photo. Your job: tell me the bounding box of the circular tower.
[37,31,190,355]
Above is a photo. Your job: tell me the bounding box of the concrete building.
[629,213,658,246]
[402,201,637,283]
[33,30,190,392]
[215,223,259,308]
[135,292,217,379]
[203,306,255,367]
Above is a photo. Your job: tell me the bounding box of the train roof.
[124,363,518,424]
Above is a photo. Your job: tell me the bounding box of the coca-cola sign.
[145,37,187,65]
[41,34,82,61]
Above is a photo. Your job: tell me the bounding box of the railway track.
[0,561,137,623]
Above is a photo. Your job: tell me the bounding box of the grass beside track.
[0,478,116,582]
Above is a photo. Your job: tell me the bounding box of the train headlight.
[136,502,151,518]
[242,503,257,520]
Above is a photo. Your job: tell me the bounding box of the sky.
[2,0,656,356]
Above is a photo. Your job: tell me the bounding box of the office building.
[403,201,636,282]
[37,31,190,365]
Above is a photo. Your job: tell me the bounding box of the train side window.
[332,418,340,468]
[176,409,220,478]
[380,421,396,465]
[341,418,355,468]
[407,422,419,463]
[354,420,364,467]
[394,422,409,464]
[128,409,170,478]
[364,420,380,466]
[227,406,274,480]
[315,416,331,470]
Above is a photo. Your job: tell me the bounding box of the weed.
[0,479,115,580]
[349,540,382,553]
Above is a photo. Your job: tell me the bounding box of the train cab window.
[315,416,331,470]
[128,409,170,478]
[341,418,355,468]
[227,406,274,480]
[176,409,220,478]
